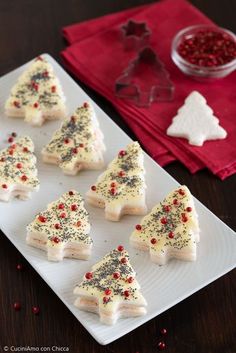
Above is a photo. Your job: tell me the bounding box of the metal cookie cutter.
[121,20,151,50]
[115,47,175,107]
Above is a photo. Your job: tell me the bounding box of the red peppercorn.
[11,144,16,149]
[42,71,49,77]
[8,136,14,143]
[0,157,5,162]
[168,232,174,239]
[118,150,126,157]
[60,212,66,218]
[71,204,78,211]
[110,187,116,195]
[91,185,96,191]
[103,296,109,304]
[38,215,46,223]
[52,236,60,243]
[118,170,125,177]
[31,81,39,91]
[71,116,76,122]
[182,213,188,222]
[79,143,84,148]
[33,102,39,108]
[2,184,8,189]
[178,189,185,196]
[117,245,124,252]
[151,238,157,245]
[32,306,40,315]
[72,147,78,154]
[16,264,23,271]
[36,56,43,61]
[77,221,82,227]
[113,272,120,279]
[157,341,166,350]
[161,217,168,225]
[13,101,20,108]
[135,224,142,231]
[120,257,127,264]
[54,224,61,230]
[69,191,74,196]
[85,272,93,280]
[83,102,89,108]
[163,205,171,212]
[13,302,21,311]
[127,276,134,283]
[124,290,130,298]
[58,203,64,210]
[21,175,28,181]
[9,149,14,155]
[23,147,29,152]
[51,85,56,93]
[173,198,179,205]
[16,163,22,169]
[104,289,112,295]
[186,206,192,212]
[177,29,236,67]
[160,328,167,335]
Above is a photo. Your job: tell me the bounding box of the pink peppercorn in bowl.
[171,25,236,81]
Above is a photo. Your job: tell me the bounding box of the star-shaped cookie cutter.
[115,47,175,107]
[121,20,151,50]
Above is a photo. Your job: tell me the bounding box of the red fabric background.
[61,0,236,179]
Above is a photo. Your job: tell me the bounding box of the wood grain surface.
[0,1,235,352]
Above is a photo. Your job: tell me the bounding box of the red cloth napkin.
[61,0,236,179]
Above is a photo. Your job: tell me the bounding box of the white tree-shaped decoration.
[167,91,227,146]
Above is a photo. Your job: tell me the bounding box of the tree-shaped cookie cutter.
[121,20,151,50]
[115,47,175,107]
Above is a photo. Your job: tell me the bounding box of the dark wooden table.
[0,1,235,352]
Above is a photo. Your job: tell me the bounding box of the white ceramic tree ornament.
[166,91,227,146]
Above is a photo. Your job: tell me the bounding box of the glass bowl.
[171,24,236,81]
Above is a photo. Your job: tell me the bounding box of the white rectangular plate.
[0,54,235,345]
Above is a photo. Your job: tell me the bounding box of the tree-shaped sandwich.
[41,102,105,175]
[0,136,39,201]
[74,246,147,325]
[27,190,92,261]
[5,56,66,126]
[130,185,200,265]
[86,141,147,221]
